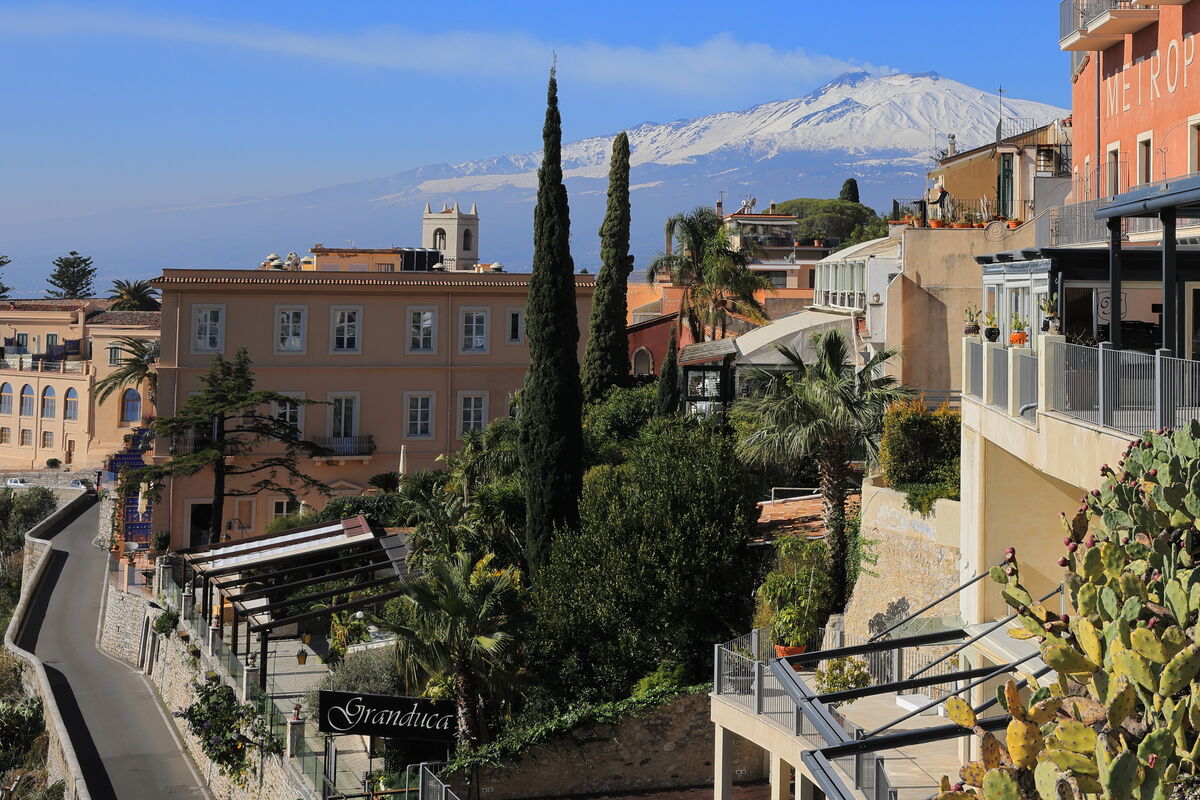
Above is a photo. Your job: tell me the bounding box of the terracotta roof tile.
[86,310,162,327]
[752,494,861,543]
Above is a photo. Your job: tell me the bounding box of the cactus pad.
[1043,644,1099,674]
[1042,748,1098,776]
[981,732,1003,771]
[1107,679,1136,728]
[945,697,976,729]
[1006,718,1043,769]
[1104,751,1141,800]
[983,768,1022,800]
[959,761,987,787]
[1035,761,1063,800]
[1054,719,1097,754]
[1131,627,1169,664]
[1158,643,1200,696]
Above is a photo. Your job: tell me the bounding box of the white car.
[68,479,86,490]
[5,477,30,488]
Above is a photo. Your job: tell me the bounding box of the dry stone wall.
[98,580,148,666]
[446,691,765,800]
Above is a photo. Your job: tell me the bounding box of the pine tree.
[47,251,96,299]
[656,328,681,416]
[519,64,584,575]
[839,178,860,204]
[581,132,632,404]
[0,255,11,299]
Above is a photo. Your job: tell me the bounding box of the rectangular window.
[461,310,488,352]
[45,334,58,348]
[19,429,31,447]
[330,395,357,438]
[40,431,52,448]
[408,309,436,352]
[506,309,524,344]
[1107,147,1121,196]
[15,334,27,349]
[274,394,303,435]
[192,305,224,352]
[331,307,361,352]
[271,498,300,519]
[0,428,11,445]
[406,394,433,438]
[275,306,306,353]
[1138,136,1153,185]
[64,392,77,421]
[459,394,485,436]
[377,263,395,272]
[108,345,122,366]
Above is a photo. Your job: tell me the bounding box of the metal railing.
[967,340,983,398]
[989,347,1009,410]
[0,356,89,373]
[419,764,465,800]
[1052,198,1111,245]
[997,118,1040,144]
[312,435,376,457]
[1015,350,1039,416]
[1060,0,1148,40]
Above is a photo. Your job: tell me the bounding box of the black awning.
[1096,174,1200,219]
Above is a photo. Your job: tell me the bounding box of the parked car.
[68,479,86,490]
[5,477,30,488]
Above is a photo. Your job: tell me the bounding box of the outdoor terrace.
[1059,0,1159,51]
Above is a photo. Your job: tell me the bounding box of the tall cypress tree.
[520,64,583,575]
[839,178,860,204]
[656,328,681,416]
[581,132,632,404]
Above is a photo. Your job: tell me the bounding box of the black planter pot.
[984,327,1001,342]
[964,323,981,336]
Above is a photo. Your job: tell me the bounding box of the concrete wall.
[4,491,94,799]
[843,477,961,639]
[448,691,766,800]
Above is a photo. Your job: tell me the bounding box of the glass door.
[998,154,1014,219]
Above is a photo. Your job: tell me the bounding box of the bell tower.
[421,201,479,270]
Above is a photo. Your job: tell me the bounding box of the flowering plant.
[179,676,282,785]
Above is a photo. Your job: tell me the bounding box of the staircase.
[105,425,155,544]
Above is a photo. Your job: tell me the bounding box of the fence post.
[892,647,904,683]
[751,628,759,662]
[713,644,721,695]
[1099,341,1114,429]
[754,662,763,714]
[1157,348,1176,432]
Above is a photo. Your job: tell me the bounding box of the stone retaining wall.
[98,580,149,667]
[844,476,962,639]
[446,691,766,800]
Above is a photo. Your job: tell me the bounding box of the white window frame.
[329,306,362,354]
[107,345,122,366]
[1189,115,1200,175]
[274,305,308,355]
[457,392,488,438]
[327,391,360,438]
[191,304,225,354]
[40,430,53,449]
[18,428,31,447]
[406,306,438,354]
[273,391,305,436]
[505,307,525,344]
[404,391,435,439]
[1136,130,1154,186]
[270,496,300,520]
[459,307,489,354]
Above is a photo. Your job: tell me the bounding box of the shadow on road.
[43,664,119,800]
[14,549,65,653]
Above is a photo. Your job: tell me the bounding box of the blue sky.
[0,1,1069,227]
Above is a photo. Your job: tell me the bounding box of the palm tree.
[647,207,769,343]
[92,336,159,405]
[107,279,160,311]
[733,330,911,610]
[385,551,523,744]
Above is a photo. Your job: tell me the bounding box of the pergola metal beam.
[223,557,389,601]
[200,536,382,578]
[248,587,411,633]
[784,628,964,666]
[186,529,348,567]
[232,574,399,617]
[819,715,1011,759]
[212,546,388,588]
[815,663,1006,704]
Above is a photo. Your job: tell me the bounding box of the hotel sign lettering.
[318,690,456,742]
[1104,35,1197,119]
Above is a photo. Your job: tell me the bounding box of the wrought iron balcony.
[312,435,376,457]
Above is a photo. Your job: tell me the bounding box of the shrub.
[152,610,178,635]
[0,696,42,771]
[894,457,960,517]
[1,487,57,554]
[754,537,832,647]
[44,459,60,469]
[631,659,689,698]
[153,529,171,552]
[814,657,872,706]
[582,384,657,463]
[879,398,959,487]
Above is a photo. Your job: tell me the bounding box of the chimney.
[947,134,957,157]
[715,198,724,216]
[769,200,776,213]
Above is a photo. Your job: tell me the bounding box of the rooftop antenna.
[345,238,355,249]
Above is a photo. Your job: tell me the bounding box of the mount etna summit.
[0,71,1066,284]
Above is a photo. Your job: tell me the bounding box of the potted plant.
[983,312,1001,342]
[1008,218,1023,229]
[1039,293,1061,334]
[963,304,981,336]
[1009,312,1029,346]
[929,218,945,229]
[773,605,818,661]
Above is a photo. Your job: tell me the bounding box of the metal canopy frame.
[197,535,382,579]
[782,628,965,666]
[225,558,389,602]
[231,573,400,618]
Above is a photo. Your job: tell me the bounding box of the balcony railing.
[1060,0,1152,41]
[312,435,376,457]
[989,347,1009,410]
[0,356,89,373]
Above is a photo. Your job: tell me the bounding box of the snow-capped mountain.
[0,72,1066,286]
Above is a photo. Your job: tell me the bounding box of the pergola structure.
[174,515,410,689]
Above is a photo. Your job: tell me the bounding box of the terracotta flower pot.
[775,644,808,672]
[930,220,945,229]
[1008,220,1021,229]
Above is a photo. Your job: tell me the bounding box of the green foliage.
[0,695,42,772]
[368,471,402,493]
[583,384,656,463]
[44,459,60,470]
[941,420,1200,800]
[774,198,877,242]
[655,328,680,416]
[839,178,861,204]
[91,337,159,404]
[582,132,633,404]
[0,254,11,299]
[153,529,171,552]
[879,398,960,486]
[180,677,282,785]
[152,610,178,635]
[834,217,890,252]
[535,419,758,700]
[814,657,872,705]
[107,279,160,311]
[754,537,832,647]
[46,251,95,299]
[1,488,57,555]
[520,66,583,577]
[445,682,709,775]
[632,659,689,698]
[895,458,961,517]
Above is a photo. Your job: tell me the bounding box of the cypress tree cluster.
[656,327,680,416]
[519,65,584,575]
[581,132,633,405]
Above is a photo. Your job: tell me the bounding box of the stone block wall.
[446,691,766,800]
[99,580,149,667]
[844,476,962,640]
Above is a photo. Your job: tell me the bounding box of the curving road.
[17,498,209,800]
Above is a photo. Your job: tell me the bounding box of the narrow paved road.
[17,498,208,800]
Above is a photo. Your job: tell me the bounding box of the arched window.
[64,388,78,421]
[18,385,33,417]
[40,386,55,419]
[0,384,11,415]
[432,228,447,250]
[463,228,473,252]
[632,348,653,376]
[120,389,141,424]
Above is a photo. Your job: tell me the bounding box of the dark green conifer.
[656,328,680,416]
[839,178,860,204]
[519,64,583,575]
[582,132,633,404]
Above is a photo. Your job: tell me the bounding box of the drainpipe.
[1095,49,1101,199]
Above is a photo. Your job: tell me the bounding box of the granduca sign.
[318,690,456,742]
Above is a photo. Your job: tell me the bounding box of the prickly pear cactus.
[938,422,1200,800]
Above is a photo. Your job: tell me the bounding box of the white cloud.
[0,5,893,96]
